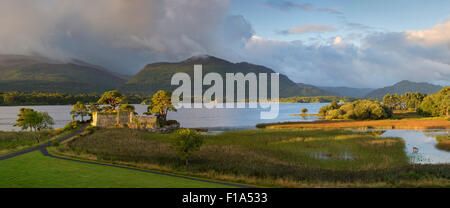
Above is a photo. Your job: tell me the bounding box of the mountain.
[120,55,329,97]
[318,86,374,98]
[365,80,443,99]
[296,83,331,96]
[0,55,126,94]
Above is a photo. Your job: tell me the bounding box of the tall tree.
[147,90,177,123]
[14,109,54,142]
[70,101,89,121]
[97,90,126,111]
[14,108,35,131]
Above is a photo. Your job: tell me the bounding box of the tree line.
[0,91,151,106]
[317,87,448,120]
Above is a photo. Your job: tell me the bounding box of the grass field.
[55,128,450,187]
[0,130,56,155]
[436,135,450,151]
[0,151,232,188]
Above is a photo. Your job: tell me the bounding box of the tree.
[417,87,449,117]
[383,94,394,109]
[14,109,54,142]
[14,108,35,131]
[147,90,177,123]
[70,101,89,121]
[97,90,126,111]
[330,100,340,110]
[35,112,55,131]
[119,104,136,113]
[170,129,204,167]
[301,108,308,114]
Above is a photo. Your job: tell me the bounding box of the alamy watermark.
[170,65,279,119]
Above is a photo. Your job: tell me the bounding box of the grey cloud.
[243,33,450,88]
[0,0,254,74]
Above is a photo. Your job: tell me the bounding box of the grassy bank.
[257,118,450,130]
[0,130,56,155]
[54,128,450,187]
[436,136,450,151]
[0,151,231,188]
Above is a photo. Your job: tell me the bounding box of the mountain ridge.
[365,80,443,98]
[0,54,126,94]
[120,55,329,97]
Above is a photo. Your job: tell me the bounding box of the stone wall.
[91,112,165,131]
[129,114,158,130]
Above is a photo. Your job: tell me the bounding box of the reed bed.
[57,128,450,187]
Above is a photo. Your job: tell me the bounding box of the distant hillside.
[120,55,329,97]
[296,83,331,96]
[0,55,126,94]
[318,86,374,98]
[365,80,443,99]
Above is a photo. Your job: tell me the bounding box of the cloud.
[405,21,450,46]
[0,0,448,88]
[0,0,253,74]
[278,25,337,35]
[242,30,450,88]
[264,0,341,14]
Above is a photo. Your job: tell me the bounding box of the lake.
[380,130,450,164]
[0,103,328,131]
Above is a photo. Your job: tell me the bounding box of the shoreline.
[256,118,450,130]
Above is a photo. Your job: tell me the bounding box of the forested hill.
[365,80,443,99]
[119,55,329,97]
[318,86,374,98]
[0,55,126,94]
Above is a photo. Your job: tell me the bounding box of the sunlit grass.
[0,130,56,155]
[53,127,450,187]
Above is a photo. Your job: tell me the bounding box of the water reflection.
[380,130,450,164]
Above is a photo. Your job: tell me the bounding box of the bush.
[60,121,81,133]
[318,105,333,117]
[417,87,449,117]
[170,129,204,166]
[51,141,60,147]
[320,100,392,120]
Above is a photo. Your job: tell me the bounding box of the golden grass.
[261,118,450,130]
[50,147,450,188]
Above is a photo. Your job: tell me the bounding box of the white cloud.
[333,36,343,45]
[406,21,450,46]
[241,30,450,88]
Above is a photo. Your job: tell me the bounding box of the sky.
[0,0,449,88]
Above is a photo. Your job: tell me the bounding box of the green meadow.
[54,128,450,187]
[0,151,231,188]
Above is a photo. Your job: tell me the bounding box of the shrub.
[320,100,392,120]
[318,105,333,117]
[170,129,204,166]
[61,121,81,132]
[417,87,449,117]
[51,141,60,147]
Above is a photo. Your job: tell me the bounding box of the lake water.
[380,130,450,164]
[0,103,328,131]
